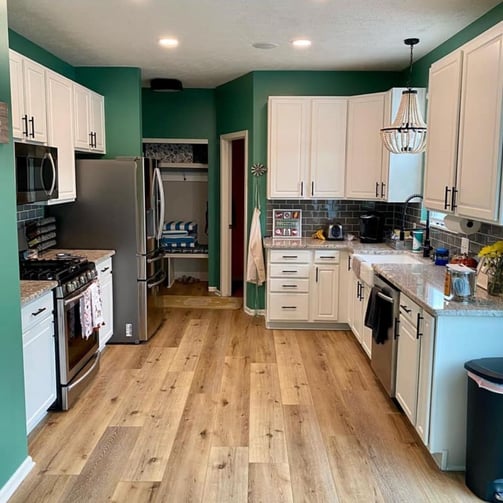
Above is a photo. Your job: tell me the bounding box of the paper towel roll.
[443,215,481,235]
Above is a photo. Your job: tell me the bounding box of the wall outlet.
[461,237,469,255]
[125,323,133,337]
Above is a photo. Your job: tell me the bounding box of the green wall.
[0,0,28,489]
[142,88,218,284]
[9,29,75,80]
[76,67,143,158]
[411,3,503,87]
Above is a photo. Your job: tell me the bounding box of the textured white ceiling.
[6,0,501,88]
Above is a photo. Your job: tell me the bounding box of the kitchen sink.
[353,253,424,286]
[353,253,424,265]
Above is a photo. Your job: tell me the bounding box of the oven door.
[57,285,99,385]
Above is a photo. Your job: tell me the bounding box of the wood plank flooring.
[10,308,479,502]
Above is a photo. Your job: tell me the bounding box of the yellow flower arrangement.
[479,241,503,295]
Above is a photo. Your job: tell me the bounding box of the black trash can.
[464,358,503,502]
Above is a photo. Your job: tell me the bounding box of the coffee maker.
[359,212,384,243]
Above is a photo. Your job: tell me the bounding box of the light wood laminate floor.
[11,309,478,502]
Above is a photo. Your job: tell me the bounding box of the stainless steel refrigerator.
[50,158,166,343]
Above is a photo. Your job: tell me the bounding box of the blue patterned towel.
[164,221,198,232]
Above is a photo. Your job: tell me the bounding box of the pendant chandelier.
[381,38,427,154]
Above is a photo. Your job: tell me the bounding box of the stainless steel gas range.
[20,256,100,410]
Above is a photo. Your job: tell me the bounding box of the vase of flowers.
[478,241,503,296]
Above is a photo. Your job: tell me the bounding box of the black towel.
[364,286,393,344]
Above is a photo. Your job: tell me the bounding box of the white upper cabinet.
[268,96,347,199]
[346,89,424,202]
[346,92,386,200]
[45,70,76,204]
[9,50,48,144]
[424,22,503,223]
[73,83,106,153]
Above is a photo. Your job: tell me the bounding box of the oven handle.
[377,291,394,304]
[147,270,166,289]
[63,282,94,306]
[67,351,100,390]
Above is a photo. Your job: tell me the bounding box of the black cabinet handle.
[316,267,319,282]
[375,182,379,198]
[348,255,351,271]
[31,307,46,317]
[444,186,451,210]
[100,266,110,273]
[311,181,314,197]
[300,181,304,197]
[451,187,458,210]
[381,182,386,198]
[416,313,424,339]
[400,304,412,313]
[29,117,35,137]
[22,114,29,136]
[94,132,97,147]
[282,284,298,288]
[89,131,94,147]
[281,306,297,310]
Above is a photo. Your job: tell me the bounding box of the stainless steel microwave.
[15,143,58,204]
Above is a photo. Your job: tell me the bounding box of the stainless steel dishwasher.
[370,274,400,397]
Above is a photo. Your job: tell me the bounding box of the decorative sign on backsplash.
[273,209,302,238]
[0,102,8,144]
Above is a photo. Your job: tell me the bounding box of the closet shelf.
[159,162,208,170]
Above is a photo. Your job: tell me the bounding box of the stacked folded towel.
[160,221,198,248]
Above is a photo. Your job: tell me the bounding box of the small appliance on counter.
[359,212,384,243]
[324,223,344,241]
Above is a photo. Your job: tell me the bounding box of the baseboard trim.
[0,456,35,503]
[244,306,265,317]
[265,321,350,330]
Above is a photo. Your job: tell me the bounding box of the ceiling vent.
[150,78,183,92]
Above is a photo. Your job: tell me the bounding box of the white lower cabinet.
[266,248,340,327]
[22,291,56,434]
[349,269,372,357]
[96,257,114,350]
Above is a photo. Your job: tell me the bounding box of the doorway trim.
[220,130,248,305]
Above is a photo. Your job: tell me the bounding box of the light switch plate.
[461,237,469,255]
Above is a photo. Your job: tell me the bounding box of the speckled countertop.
[263,237,503,317]
[20,249,115,306]
[20,281,58,306]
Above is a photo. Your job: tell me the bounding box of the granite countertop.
[20,280,57,306]
[40,248,115,263]
[374,263,503,317]
[263,236,503,317]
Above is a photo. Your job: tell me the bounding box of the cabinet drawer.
[96,257,112,276]
[268,293,309,320]
[399,293,422,326]
[269,278,309,293]
[269,249,311,263]
[22,292,54,333]
[269,263,310,278]
[314,250,340,263]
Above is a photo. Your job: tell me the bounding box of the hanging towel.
[364,286,393,344]
[80,281,104,340]
[246,207,266,285]
[90,281,104,329]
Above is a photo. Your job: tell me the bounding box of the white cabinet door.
[268,97,310,198]
[90,91,106,153]
[46,70,76,203]
[337,252,351,323]
[346,93,386,200]
[9,50,25,140]
[361,284,372,358]
[395,314,420,424]
[456,25,503,222]
[311,264,339,321]
[73,83,91,150]
[9,50,47,143]
[22,292,56,434]
[310,98,347,198]
[423,53,462,212]
[415,311,435,446]
[97,258,114,349]
[73,84,106,153]
[350,273,363,343]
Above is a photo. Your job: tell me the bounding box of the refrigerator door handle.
[153,167,165,241]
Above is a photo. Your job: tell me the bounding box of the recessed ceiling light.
[252,42,279,50]
[291,39,312,48]
[159,38,179,48]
